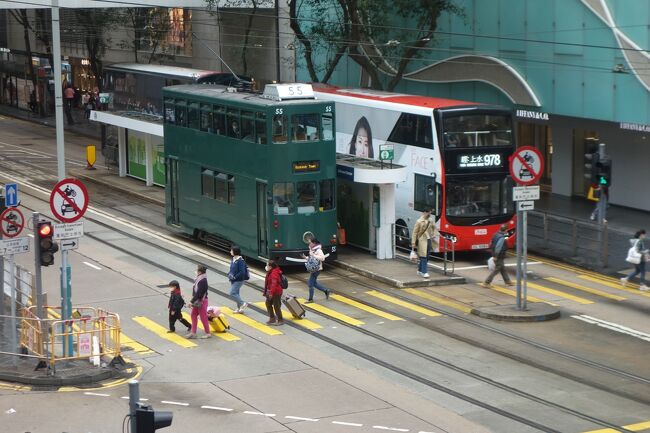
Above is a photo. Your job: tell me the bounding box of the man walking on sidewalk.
[483,224,513,288]
[63,85,75,125]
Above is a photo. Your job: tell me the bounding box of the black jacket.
[168,291,185,311]
[190,276,209,304]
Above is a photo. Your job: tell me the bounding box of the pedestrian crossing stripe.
[545,277,626,301]
[181,312,240,341]
[221,307,283,335]
[297,298,366,326]
[578,275,650,298]
[582,420,650,433]
[329,294,403,321]
[251,302,323,329]
[403,288,472,314]
[365,291,442,317]
[526,282,594,304]
[484,284,556,305]
[132,316,197,348]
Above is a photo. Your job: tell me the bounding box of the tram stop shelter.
[336,154,407,259]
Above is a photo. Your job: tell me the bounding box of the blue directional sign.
[4,183,18,207]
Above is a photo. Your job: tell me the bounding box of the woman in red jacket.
[264,260,284,325]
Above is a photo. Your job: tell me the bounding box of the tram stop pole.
[515,208,523,310]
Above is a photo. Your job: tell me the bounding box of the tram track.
[9,181,644,433]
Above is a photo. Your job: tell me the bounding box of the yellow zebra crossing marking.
[181,312,240,341]
[365,291,441,317]
[484,285,556,305]
[297,298,365,326]
[403,288,472,314]
[132,316,197,348]
[526,282,593,304]
[545,277,625,301]
[330,294,403,321]
[221,307,283,335]
[252,302,323,329]
[578,275,650,298]
[582,419,650,433]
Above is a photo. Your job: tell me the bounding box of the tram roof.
[163,84,328,107]
[104,63,225,81]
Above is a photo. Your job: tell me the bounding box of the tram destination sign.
[292,160,320,173]
[457,153,503,169]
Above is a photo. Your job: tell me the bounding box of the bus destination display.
[457,153,503,169]
[293,160,320,172]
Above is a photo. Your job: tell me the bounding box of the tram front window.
[445,178,514,220]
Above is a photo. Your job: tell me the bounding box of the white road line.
[160,400,189,406]
[83,392,110,397]
[83,261,102,270]
[285,415,319,422]
[373,426,409,432]
[0,140,87,166]
[332,421,363,427]
[201,406,234,412]
[572,315,650,342]
[120,396,149,401]
[243,411,276,417]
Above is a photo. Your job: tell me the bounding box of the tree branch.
[288,0,319,82]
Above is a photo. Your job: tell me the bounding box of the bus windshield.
[445,177,514,222]
[442,113,513,148]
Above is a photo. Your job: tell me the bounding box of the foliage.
[119,8,174,64]
[288,0,463,90]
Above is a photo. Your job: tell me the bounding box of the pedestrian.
[302,238,330,303]
[621,229,649,291]
[167,280,191,334]
[264,259,284,325]
[187,264,211,339]
[411,207,439,278]
[483,224,513,287]
[63,85,75,124]
[228,245,249,313]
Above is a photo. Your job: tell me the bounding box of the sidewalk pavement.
[0,104,101,140]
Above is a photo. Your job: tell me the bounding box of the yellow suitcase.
[210,314,231,333]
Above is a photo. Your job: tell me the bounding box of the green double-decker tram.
[163,83,338,264]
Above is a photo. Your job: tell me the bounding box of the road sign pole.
[522,210,528,310]
[515,209,522,310]
[60,249,73,356]
[0,229,3,318]
[52,0,67,181]
[9,254,17,365]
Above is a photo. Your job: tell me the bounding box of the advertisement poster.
[127,130,147,180]
[153,137,165,186]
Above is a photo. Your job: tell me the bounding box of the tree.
[120,8,173,64]
[288,0,463,91]
[9,9,43,115]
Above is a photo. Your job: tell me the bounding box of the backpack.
[243,261,250,280]
[493,235,506,257]
[280,273,289,290]
[305,255,321,273]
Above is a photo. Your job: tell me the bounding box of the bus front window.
[442,114,513,148]
[446,178,514,221]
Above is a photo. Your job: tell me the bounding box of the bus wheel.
[395,220,410,249]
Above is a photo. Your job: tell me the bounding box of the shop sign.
[620,122,650,133]
[516,109,549,121]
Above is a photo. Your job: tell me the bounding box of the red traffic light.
[38,223,53,237]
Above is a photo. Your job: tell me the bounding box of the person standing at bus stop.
[483,224,513,287]
[411,208,438,278]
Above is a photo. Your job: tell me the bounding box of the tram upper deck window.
[256,112,268,144]
[319,179,335,211]
[188,103,200,130]
[272,114,288,143]
[273,182,294,214]
[297,181,317,214]
[227,108,241,138]
[442,114,512,148]
[322,112,333,141]
[241,111,255,142]
[214,105,226,135]
[175,101,187,127]
[200,103,213,132]
[387,113,432,149]
[291,113,319,142]
[164,99,175,124]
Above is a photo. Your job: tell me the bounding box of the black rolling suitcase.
[283,295,306,319]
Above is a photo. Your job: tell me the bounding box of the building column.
[118,127,127,178]
[375,183,396,259]
[144,133,153,187]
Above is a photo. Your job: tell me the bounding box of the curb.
[0,109,101,140]
[470,304,561,322]
[70,170,165,207]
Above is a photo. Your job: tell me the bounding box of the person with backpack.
[621,229,649,291]
[264,259,285,325]
[167,280,191,334]
[187,264,211,339]
[302,238,330,303]
[228,245,249,313]
[483,224,513,288]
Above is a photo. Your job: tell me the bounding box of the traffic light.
[135,403,173,433]
[37,221,58,266]
[584,151,599,184]
[597,157,612,187]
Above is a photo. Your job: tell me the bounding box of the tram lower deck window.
[273,183,294,214]
[297,181,316,214]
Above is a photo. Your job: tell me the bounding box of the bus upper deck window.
[297,181,316,214]
[322,112,333,141]
[256,112,267,144]
[273,182,294,214]
[272,114,288,143]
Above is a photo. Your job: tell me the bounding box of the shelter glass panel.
[297,181,317,214]
[273,183,294,215]
[272,114,288,143]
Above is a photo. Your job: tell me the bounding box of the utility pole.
[52,0,66,180]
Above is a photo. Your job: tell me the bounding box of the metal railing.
[394,222,456,275]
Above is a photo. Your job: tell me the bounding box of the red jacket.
[264,267,283,297]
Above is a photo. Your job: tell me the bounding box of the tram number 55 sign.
[509,146,544,186]
[49,178,89,223]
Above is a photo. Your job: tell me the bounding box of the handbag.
[190,298,204,308]
[626,242,642,265]
[409,250,418,262]
[487,257,496,271]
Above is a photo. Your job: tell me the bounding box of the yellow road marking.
[330,294,403,321]
[545,277,626,301]
[486,284,555,305]
[252,302,322,329]
[365,291,441,317]
[132,316,197,348]
[403,288,472,314]
[578,275,650,298]
[527,282,593,304]
[527,253,623,284]
[582,420,650,433]
[181,312,240,341]
[297,298,366,326]
[221,307,283,335]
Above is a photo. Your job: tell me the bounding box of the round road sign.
[509,146,544,186]
[49,178,89,223]
[0,207,25,238]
